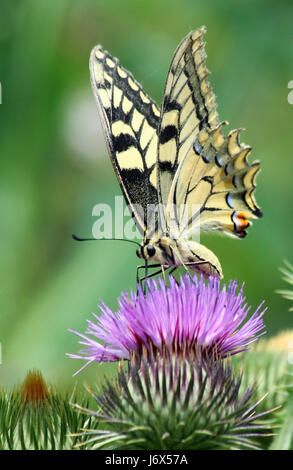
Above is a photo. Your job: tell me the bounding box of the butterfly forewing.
[157,27,219,209]
[90,46,160,234]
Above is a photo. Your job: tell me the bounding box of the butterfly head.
[136,237,182,266]
[136,243,158,261]
[136,236,174,265]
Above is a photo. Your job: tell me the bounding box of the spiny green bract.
[0,370,100,450]
[277,260,293,310]
[233,334,293,450]
[75,351,272,450]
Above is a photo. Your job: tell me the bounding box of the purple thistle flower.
[68,275,266,373]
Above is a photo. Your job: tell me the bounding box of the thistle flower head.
[69,274,266,372]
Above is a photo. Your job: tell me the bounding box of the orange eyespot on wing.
[232,211,250,238]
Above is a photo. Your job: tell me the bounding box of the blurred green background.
[1,0,293,390]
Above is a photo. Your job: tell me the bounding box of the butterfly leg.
[140,266,169,282]
[144,260,149,294]
[141,265,177,286]
[168,266,179,284]
[172,250,195,284]
[137,264,179,292]
[136,264,162,285]
[184,261,217,279]
[161,264,167,284]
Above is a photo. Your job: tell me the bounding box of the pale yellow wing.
[90,46,160,235]
[157,27,218,208]
[166,121,262,239]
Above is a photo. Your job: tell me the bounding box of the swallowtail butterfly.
[90,27,262,281]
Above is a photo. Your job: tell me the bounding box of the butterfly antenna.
[72,233,141,247]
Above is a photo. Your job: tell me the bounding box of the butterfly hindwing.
[90,46,160,234]
[166,121,262,239]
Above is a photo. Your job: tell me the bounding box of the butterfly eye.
[136,248,141,258]
[147,245,156,257]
